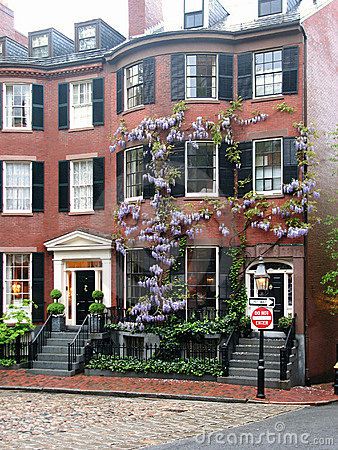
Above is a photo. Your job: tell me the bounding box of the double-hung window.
[254,138,282,193]
[186,141,217,196]
[70,81,93,129]
[125,62,143,110]
[3,162,32,213]
[31,33,49,58]
[78,25,96,51]
[4,84,32,130]
[70,159,93,212]
[125,249,154,309]
[255,50,282,97]
[258,0,283,17]
[186,54,217,99]
[184,0,204,29]
[125,147,144,200]
[5,253,31,308]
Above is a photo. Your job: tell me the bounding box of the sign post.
[249,305,274,399]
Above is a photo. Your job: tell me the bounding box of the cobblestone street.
[0,391,301,449]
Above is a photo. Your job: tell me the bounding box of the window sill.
[68,126,94,133]
[125,197,144,203]
[251,95,284,104]
[2,129,33,133]
[255,192,284,199]
[68,210,95,215]
[185,99,220,104]
[122,105,145,116]
[184,194,218,200]
[2,212,33,216]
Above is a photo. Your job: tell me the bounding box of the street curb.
[0,385,336,405]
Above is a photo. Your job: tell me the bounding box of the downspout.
[300,23,310,385]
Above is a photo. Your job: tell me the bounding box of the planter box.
[84,368,217,382]
[89,315,105,333]
[51,315,66,332]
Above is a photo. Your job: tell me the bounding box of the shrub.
[92,290,104,302]
[89,302,106,315]
[50,289,62,301]
[278,315,293,330]
[47,302,65,316]
[0,358,16,367]
[0,300,35,345]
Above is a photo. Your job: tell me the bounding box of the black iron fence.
[68,315,90,371]
[0,333,31,365]
[280,315,296,380]
[28,315,52,368]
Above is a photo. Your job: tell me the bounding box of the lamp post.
[254,257,270,399]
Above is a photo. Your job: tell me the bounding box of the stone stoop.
[26,329,86,377]
[218,337,297,389]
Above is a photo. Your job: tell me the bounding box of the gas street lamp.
[254,257,270,295]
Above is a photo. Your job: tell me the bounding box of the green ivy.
[225,246,248,324]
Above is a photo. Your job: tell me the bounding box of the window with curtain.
[4,162,32,212]
[186,142,217,195]
[5,84,32,129]
[5,254,31,307]
[71,159,93,212]
[70,81,93,129]
[125,62,144,109]
[186,54,217,99]
[78,25,96,51]
[31,33,49,58]
[255,50,282,97]
[254,139,282,193]
[125,146,144,200]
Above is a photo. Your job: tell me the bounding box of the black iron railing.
[28,315,52,368]
[68,315,89,371]
[0,333,31,365]
[280,315,296,380]
[219,329,240,376]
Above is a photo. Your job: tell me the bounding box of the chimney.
[128,0,163,38]
[0,1,27,46]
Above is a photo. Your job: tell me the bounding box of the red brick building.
[0,0,336,383]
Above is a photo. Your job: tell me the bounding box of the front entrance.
[76,271,95,324]
[269,273,284,327]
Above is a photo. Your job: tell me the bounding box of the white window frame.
[69,80,93,130]
[2,161,32,213]
[185,140,219,198]
[258,0,286,18]
[70,159,94,213]
[185,54,218,100]
[78,24,97,52]
[124,146,144,202]
[253,48,283,99]
[3,253,32,316]
[253,138,283,196]
[31,33,49,58]
[3,83,32,131]
[124,61,144,111]
[184,0,206,29]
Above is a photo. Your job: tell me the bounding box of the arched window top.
[248,261,293,271]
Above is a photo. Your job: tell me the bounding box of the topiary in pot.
[89,302,106,333]
[89,302,106,315]
[278,315,293,331]
[92,290,104,302]
[47,302,65,316]
[47,302,66,332]
[50,289,62,302]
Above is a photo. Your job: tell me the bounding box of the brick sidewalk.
[0,370,336,405]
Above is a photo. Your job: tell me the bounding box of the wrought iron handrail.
[28,315,52,368]
[220,328,240,376]
[68,315,89,371]
[280,315,296,381]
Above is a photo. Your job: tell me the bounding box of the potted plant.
[47,302,66,332]
[50,289,62,302]
[278,315,293,333]
[239,315,251,337]
[89,291,105,332]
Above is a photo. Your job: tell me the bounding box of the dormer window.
[184,0,204,29]
[78,24,97,51]
[31,33,49,58]
[258,0,283,17]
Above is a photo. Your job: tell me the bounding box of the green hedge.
[87,355,224,377]
[0,358,16,367]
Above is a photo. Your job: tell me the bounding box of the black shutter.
[237,52,253,100]
[282,46,299,95]
[58,83,69,130]
[219,142,235,197]
[32,161,44,212]
[143,145,155,199]
[93,157,105,210]
[58,160,70,212]
[0,253,3,317]
[0,82,2,129]
[170,143,185,197]
[32,84,44,131]
[218,53,233,101]
[116,151,124,203]
[283,137,298,183]
[116,252,124,309]
[219,247,233,308]
[238,141,253,197]
[116,68,124,114]
[143,57,155,105]
[171,54,185,101]
[0,161,2,213]
[92,78,104,126]
[32,252,45,323]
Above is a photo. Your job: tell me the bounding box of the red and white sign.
[250,306,274,330]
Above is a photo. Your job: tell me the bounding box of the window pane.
[187,247,216,310]
[126,147,144,199]
[5,162,31,212]
[5,253,31,308]
[71,159,93,211]
[126,249,155,308]
[186,54,216,99]
[71,81,93,128]
[187,142,216,194]
[185,0,203,13]
[255,50,282,97]
[126,62,144,109]
[255,140,282,192]
[5,84,31,129]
